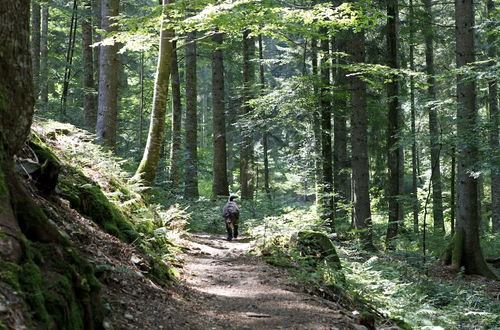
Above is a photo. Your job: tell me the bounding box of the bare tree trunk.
[133,0,174,187]
[96,0,119,149]
[240,30,255,200]
[385,0,401,246]
[40,3,49,104]
[487,0,500,232]
[350,30,374,250]
[212,32,229,197]
[82,0,97,129]
[31,1,41,97]
[311,37,322,204]
[451,146,456,234]
[423,0,444,233]
[169,42,182,188]
[410,0,419,233]
[319,29,334,228]
[184,31,199,198]
[61,0,78,116]
[333,35,350,224]
[444,0,495,278]
[259,35,271,195]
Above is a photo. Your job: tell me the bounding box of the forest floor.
[87,229,376,329]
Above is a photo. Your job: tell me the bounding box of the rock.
[124,313,134,321]
[290,230,342,269]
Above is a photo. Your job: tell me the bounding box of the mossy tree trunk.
[134,0,174,187]
[1,2,104,327]
[444,0,496,278]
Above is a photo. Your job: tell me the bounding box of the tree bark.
[385,0,401,246]
[184,30,199,198]
[259,35,271,195]
[134,0,174,187]
[448,0,495,278]
[410,0,419,233]
[333,35,350,224]
[424,0,444,233]
[319,30,334,228]
[40,3,49,104]
[240,30,255,200]
[487,0,499,232]
[350,30,374,249]
[211,32,229,197]
[169,41,182,189]
[311,37,322,205]
[0,0,35,262]
[31,1,41,97]
[96,0,119,149]
[82,0,97,130]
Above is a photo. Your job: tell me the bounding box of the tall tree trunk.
[31,1,41,97]
[212,32,229,197]
[445,0,495,278]
[259,35,271,195]
[450,148,456,234]
[184,31,199,198]
[169,41,182,189]
[311,37,322,204]
[133,0,174,187]
[487,0,499,232]
[82,0,97,129]
[333,35,350,224]
[94,0,101,87]
[40,3,49,104]
[61,0,78,116]
[319,30,334,227]
[0,0,34,266]
[350,30,374,250]
[240,29,255,200]
[96,0,119,149]
[410,0,419,233]
[385,0,401,246]
[424,0,444,233]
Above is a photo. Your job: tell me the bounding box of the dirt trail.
[177,233,362,330]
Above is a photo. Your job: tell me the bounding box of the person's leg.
[233,224,238,239]
[226,223,233,241]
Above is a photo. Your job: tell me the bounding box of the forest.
[0,0,499,329]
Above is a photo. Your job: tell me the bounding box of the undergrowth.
[32,120,188,282]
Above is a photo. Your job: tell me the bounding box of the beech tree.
[134,0,174,187]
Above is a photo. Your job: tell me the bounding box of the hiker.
[222,194,240,241]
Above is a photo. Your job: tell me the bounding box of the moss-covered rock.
[291,230,342,270]
[0,240,104,330]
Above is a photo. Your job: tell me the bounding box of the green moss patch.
[0,240,103,330]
